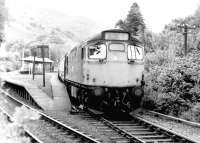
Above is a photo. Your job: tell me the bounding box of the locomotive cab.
[83,39,144,87]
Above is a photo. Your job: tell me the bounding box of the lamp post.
[41,46,45,87]
[21,45,25,70]
[31,48,36,80]
[37,45,49,87]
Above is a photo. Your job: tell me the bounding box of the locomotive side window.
[88,44,106,59]
[65,55,68,74]
[81,48,85,59]
[128,45,143,60]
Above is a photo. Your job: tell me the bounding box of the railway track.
[0,88,101,143]
[1,84,199,143]
[84,108,198,143]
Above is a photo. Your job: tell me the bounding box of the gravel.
[0,91,85,143]
[24,120,81,143]
[135,109,200,142]
[0,92,31,143]
[45,110,129,143]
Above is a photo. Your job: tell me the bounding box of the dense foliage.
[140,3,200,122]
[0,0,6,41]
[143,23,200,121]
[144,50,200,117]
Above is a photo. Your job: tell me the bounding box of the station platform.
[0,71,71,112]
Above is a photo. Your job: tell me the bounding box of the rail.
[0,88,101,143]
[87,108,198,143]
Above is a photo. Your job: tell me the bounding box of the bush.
[143,49,200,117]
[143,92,191,116]
[181,103,200,122]
[142,93,157,110]
[154,92,191,116]
[145,50,174,72]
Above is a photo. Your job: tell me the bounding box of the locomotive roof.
[86,29,141,45]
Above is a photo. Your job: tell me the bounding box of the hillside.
[6,8,100,42]
[1,8,102,71]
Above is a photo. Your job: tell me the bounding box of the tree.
[143,31,154,52]
[0,0,7,44]
[116,2,145,38]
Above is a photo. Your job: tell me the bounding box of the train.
[58,29,145,113]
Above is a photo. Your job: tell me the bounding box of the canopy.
[22,56,54,63]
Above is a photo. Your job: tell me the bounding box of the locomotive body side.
[66,46,84,84]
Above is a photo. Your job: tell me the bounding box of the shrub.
[143,49,200,117]
[180,103,200,122]
[142,93,157,110]
[154,92,191,116]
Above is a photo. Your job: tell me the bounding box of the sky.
[6,0,200,33]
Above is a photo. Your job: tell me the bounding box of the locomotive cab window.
[128,45,144,60]
[88,43,106,59]
[109,43,125,51]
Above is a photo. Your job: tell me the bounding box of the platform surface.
[0,71,71,112]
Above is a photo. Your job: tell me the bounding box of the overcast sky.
[6,0,200,33]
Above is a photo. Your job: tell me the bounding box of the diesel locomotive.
[58,29,145,113]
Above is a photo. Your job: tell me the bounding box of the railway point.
[0,71,71,112]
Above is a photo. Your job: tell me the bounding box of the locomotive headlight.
[134,88,143,97]
[94,87,104,96]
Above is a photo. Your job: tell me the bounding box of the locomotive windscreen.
[104,32,129,41]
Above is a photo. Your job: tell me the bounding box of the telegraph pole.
[183,25,188,56]
[177,24,198,56]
